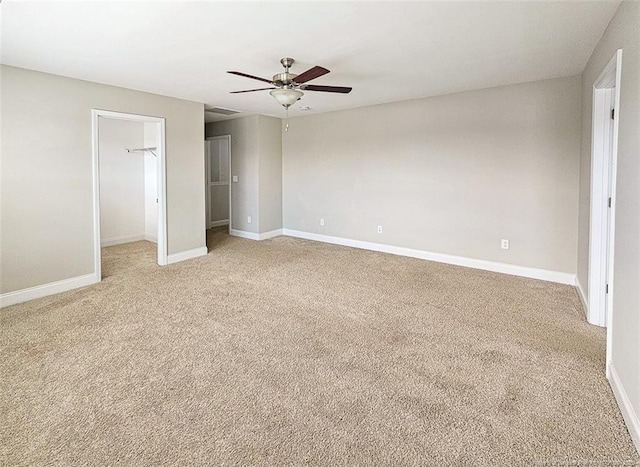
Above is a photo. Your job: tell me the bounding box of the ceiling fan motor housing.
[272,72,298,87]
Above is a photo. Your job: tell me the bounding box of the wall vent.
[205,107,241,116]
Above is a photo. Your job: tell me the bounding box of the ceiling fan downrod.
[281,57,294,73]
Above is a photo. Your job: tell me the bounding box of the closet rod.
[126,147,158,157]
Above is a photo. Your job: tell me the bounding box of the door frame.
[91,109,168,281]
[205,135,232,231]
[587,50,621,360]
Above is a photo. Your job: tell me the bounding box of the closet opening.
[91,110,167,280]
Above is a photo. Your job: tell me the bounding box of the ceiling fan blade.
[230,87,275,94]
[227,71,273,84]
[303,84,352,94]
[293,66,330,84]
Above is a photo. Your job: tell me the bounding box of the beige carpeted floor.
[1,228,638,466]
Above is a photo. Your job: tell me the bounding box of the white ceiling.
[1,1,620,122]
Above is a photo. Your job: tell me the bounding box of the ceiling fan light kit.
[269,88,304,108]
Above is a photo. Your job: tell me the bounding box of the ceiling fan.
[228,57,352,109]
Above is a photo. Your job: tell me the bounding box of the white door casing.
[91,109,168,282]
[587,50,621,374]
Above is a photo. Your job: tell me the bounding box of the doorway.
[91,110,167,281]
[587,50,621,366]
[205,135,232,231]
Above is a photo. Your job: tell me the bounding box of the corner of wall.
[609,363,640,454]
[575,275,589,319]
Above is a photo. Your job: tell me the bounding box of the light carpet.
[1,228,638,466]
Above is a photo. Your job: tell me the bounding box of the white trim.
[204,140,210,228]
[282,229,576,285]
[92,109,168,276]
[167,246,208,264]
[156,118,168,267]
[144,234,157,243]
[587,50,621,330]
[608,363,640,454]
[230,229,260,240]
[91,111,102,284]
[101,233,145,247]
[575,277,588,319]
[230,229,283,241]
[606,50,622,372]
[258,229,283,240]
[210,219,229,228]
[0,273,99,308]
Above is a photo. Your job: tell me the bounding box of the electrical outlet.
[501,239,510,250]
[247,216,252,224]
[377,225,383,234]
[232,175,238,182]
[320,218,325,226]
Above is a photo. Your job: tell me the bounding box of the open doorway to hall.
[92,110,167,279]
[205,135,231,252]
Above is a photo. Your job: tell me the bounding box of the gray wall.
[206,115,282,234]
[578,0,640,429]
[258,115,283,233]
[283,76,582,274]
[0,65,205,294]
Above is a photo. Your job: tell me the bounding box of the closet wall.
[99,118,157,246]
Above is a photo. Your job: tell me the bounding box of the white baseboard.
[230,229,283,241]
[575,276,589,319]
[167,246,208,264]
[609,363,640,454]
[0,273,99,308]
[230,229,259,240]
[101,233,145,247]
[209,220,229,228]
[258,229,283,240]
[144,233,157,244]
[281,229,576,285]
